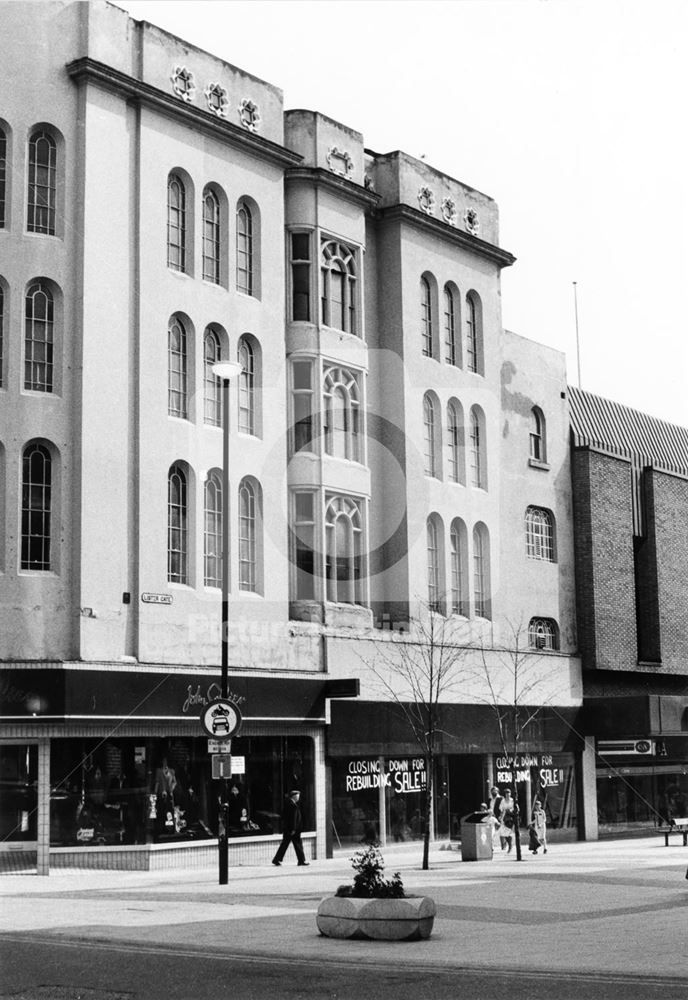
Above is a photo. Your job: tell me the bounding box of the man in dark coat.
[272,790,309,866]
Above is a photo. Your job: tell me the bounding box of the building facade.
[1,1,584,872]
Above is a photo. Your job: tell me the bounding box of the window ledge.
[528,458,550,471]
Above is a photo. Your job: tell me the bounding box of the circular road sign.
[200,698,242,740]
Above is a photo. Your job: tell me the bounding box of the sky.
[119,0,688,427]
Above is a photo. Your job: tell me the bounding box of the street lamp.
[212,359,243,885]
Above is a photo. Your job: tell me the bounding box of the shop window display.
[49,735,314,847]
[0,745,38,843]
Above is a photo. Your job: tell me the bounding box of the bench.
[661,818,688,846]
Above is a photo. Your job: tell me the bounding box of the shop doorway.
[447,755,484,840]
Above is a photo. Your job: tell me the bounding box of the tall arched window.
[202,187,220,283]
[168,316,188,419]
[525,506,555,561]
[427,516,441,613]
[21,443,52,571]
[323,366,360,461]
[0,126,7,228]
[0,284,4,389]
[450,519,468,616]
[236,201,253,294]
[24,281,54,392]
[444,285,457,366]
[203,327,221,426]
[325,495,363,604]
[167,463,188,584]
[421,276,433,357]
[204,470,222,588]
[528,617,559,651]
[469,407,486,489]
[321,240,357,334]
[423,393,439,478]
[530,407,546,462]
[466,292,482,374]
[27,129,56,235]
[473,522,491,619]
[238,337,255,435]
[446,400,464,484]
[238,479,258,592]
[167,173,186,272]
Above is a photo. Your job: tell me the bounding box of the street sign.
[208,739,232,754]
[141,592,173,605]
[212,754,233,779]
[200,698,242,739]
[229,755,245,774]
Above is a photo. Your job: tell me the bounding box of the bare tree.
[361,604,470,870]
[472,618,557,861]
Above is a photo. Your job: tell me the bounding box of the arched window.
[473,522,491,619]
[525,507,555,561]
[423,393,440,478]
[446,400,464,484]
[323,366,360,462]
[321,240,357,334]
[24,281,54,392]
[444,285,457,366]
[528,617,559,651]
[530,407,546,462]
[204,470,222,588]
[168,316,188,419]
[236,201,253,294]
[167,463,188,584]
[203,327,221,426]
[21,443,52,571]
[0,126,7,228]
[167,173,186,272]
[469,407,486,489]
[427,516,442,613]
[0,284,4,389]
[238,479,258,592]
[466,292,482,374]
[27,129,56,235]
[238,337,255,435]
[450,519,468,616]
[325,495,363,605]
[421,276,433,357]
[202,187,220,283]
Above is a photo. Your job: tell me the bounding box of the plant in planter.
[316,844,436,941]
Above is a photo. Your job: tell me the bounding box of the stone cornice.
[285,166,381,210]
[375,203,516,269]
[66,57,303,170]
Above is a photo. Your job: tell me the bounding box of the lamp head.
[212,361,243,381]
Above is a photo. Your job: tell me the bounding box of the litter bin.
[460,811,494,861]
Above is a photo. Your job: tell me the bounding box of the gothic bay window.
[202,188,220,283]
[236,201,253,294]
[167,463,188,584]
[168,316,188,419]
[204,470,222,588]
[292,360,314,453]
[27,129,56,235]
[325,495,363,604]
[321,240,357,335]
[292,491,316,600]
[421,276,433,357]
[238,338,255,435]
[525,506,555,561]
[21,443,52,571]
[291,232,311,321]
[24,281,54,392]
[167,174,186,272]
[323,366,360,462]
[203,328,221,426]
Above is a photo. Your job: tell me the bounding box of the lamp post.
[212,360,243,885]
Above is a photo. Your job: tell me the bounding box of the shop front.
[0,664,357,871]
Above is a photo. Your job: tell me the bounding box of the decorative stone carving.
[204,82,229,117]
[441,197,458,226]
[238,98,261,132]
[170,66,196,103]
[326,146,354,178]
[417,186,435,215]
[464,207,480,236]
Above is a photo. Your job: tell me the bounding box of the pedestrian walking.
[498,788,515,852]
[529,798,548,854]
[272,789,309,867]
[488,786,503,849]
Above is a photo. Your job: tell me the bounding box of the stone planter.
[316,895,436,941]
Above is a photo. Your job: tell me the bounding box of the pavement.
[0,837,687,984]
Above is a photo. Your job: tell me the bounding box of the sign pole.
[219,373,231,886]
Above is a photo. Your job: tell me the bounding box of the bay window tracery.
[321,240,357,335]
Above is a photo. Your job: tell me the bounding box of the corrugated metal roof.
[568,386,688,476]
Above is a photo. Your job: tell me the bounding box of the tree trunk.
[422,755,433,870]
[511,781,523,861]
